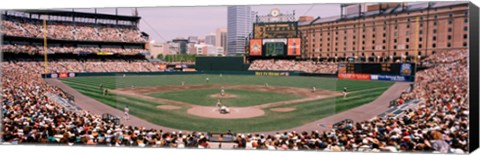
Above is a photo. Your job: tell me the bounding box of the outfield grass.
[148,88,302,107]
[60,74,394,132]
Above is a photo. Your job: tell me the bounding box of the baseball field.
[60,74,394,133]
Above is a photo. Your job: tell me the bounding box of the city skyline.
[59,4,341,43]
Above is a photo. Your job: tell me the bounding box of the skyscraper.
[227,6,253,55]
[215,27,227,54]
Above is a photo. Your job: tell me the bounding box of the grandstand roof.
[299,1,468,26]
[15,10,141,22]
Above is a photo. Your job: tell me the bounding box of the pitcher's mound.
[157,105,181,110]
[187,106,264,119]
[271,107,296,112]
[210,93,238,99]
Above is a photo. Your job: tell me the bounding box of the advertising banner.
[68,72,76,78]
[249,39,263,56]
[255,71,290,76]
[338,73,371,80]
[51,73,58,78]
[287,38,301,56]
[370,74,414,82]
[59,73,69,78]
[337,63,347,74]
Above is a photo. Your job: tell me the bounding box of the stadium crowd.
[249,59,338,74]
[3,61,163,73]
[2,17,146,43]
[2,44,146,55]
[1,50,470,153]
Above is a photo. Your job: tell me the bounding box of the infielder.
[206,77,210,83]
[312,86,316,93]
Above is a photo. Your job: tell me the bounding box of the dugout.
[195,56,250,71]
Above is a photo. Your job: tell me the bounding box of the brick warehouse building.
[298,2,469,62]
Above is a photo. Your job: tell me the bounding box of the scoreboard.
[253,23,298,39]
[338,63,416,82]
[342,63,415,76]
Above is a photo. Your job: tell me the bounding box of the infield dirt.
[111,84,341,119]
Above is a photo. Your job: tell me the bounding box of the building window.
[433,36,436,41]
[464,26,468,31]
[362,47,365,50]
[448,35,452,40]
[383,40,386,43]
[447,43,451,47]
[394,45,397,49]
[372,46,375,50]
[353,41,356,45]
[434,15,438,19]
[383,33,386,37]
[419,30,423,34]
[383,46,386,49]
[406,38,410,42]
[419,37,423,41]
[362,35,365,38]
[419,44,422,48]
[449,13,453,17]
[433,29,437,34]
[362,41,365,44]
[406,45,409,49]
[432,43,436,48]
[464,34,468,39]
[372,40,375,44]
[407,25,410,28]
[434,21,437,26]
[373,34,376,38]
[448,28,452,32]
[394,39,397,43]
[464,42,468,47]
[465,19,468,23]
[448,19,452,24]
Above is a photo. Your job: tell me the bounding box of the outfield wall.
[195,56,250,71]
[41,70,338,79]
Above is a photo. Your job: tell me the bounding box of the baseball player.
[265,82,269,87]
[220,87,225,96]
[343,87,348,98]
[124,105,130,120]
[216,99,222,108]
[206,77,210,83]
[181,81,185,86]
[103,88,109,96]
[312,86,316,93]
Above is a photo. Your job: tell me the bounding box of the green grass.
[60,74,394,132]
[148,88,302,107]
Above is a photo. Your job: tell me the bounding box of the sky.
[60,4,341,43]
